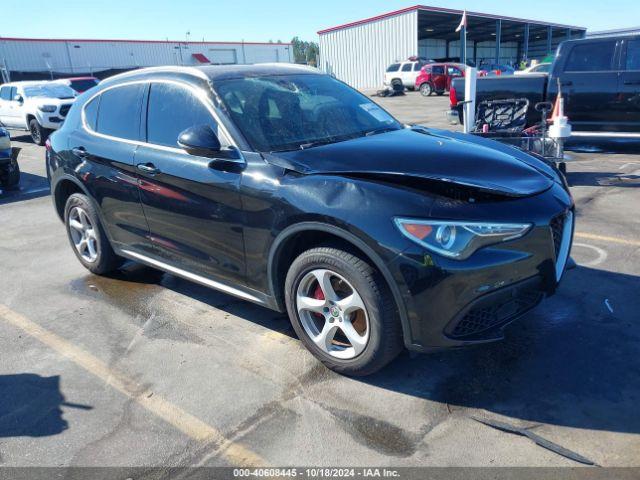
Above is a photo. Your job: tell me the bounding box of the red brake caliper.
[312,284,325,319]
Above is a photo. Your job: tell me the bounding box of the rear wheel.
[29,119,49,146]
[285,247,403,376]
[419,83,433,96]
[64,193,124,275]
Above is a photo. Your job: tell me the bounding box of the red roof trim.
[0,36,291,46]
[317,4,585,35]
[192,53,210,63]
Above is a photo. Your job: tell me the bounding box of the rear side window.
[146,83,218,148]
[96,84,144,140]
[0,86,10,101]
[386,63,400,72]
[83,96,100,131]
[565,41,616,72]
[625,39,640,70]
[401,63,413,72]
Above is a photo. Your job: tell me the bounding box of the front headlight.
[394,218,532,260]
[37,105,57,112]
[0,135,10,150]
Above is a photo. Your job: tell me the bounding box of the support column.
[495,19,502,63]
[523,23,530,62]
[547,26,553,55]
[460,27,466,64]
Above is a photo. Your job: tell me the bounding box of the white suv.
[383,59,426,90]
[0,81,76,145]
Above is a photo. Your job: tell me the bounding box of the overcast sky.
[3,0,639,42]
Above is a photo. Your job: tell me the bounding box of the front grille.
[450,289,543,338]
[59,104,71,117]
[550,213,566,259]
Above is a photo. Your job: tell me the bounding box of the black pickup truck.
[451,35,640,133]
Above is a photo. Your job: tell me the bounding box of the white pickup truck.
[0,81,76,145]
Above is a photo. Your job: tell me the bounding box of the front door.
[430,65,447,92]
[135,81,246,285]
[446,65,464,92]
[618,37,640,132]
[552,39,620,132]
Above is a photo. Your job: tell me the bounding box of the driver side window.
[146,83,220,148]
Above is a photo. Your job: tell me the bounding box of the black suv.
[47,64,574,375]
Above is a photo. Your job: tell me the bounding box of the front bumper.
[386,185,574,350]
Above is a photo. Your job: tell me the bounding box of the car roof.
[1,81,50,87]
[101,63,321,86]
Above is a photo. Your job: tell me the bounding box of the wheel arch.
[268,222,412,345]
[52,174,90,221]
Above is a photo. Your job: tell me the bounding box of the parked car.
[384,59,427,90]
[54,76,100,94]
[515,63,552,75]
[415,62,466,96]
[0,81,76,145]
[47,64,574,376]
[451,35,640,132]
[0,126,19,189]
[478,64,516,76]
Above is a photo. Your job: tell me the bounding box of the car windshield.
[23,84,76,99]
[214,74,402,152]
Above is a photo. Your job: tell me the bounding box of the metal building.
[0,37,292,82]
[587,27,640,38]
[318,5,586,89]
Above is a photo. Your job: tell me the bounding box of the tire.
[419,83,433,96]
[1,161,20,189]
[285,247,403,376]
[29,118,49,146]
[64,193,124,275]
[436,91,445,96]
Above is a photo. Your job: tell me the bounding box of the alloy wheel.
[296,269,370,359]
[420,83,432,96]
[68,206,99,263]
[30,123,41,144]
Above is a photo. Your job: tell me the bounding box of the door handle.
[136,163,160,175]
[72,147,87,158]
[560,81,573,86]
[623,80,640,85]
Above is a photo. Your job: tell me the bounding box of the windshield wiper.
[364,126,398,137]
[298,138,337,150]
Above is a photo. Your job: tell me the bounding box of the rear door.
[553,39,620,131]
[399,62,414,87]
[618,37,640,132]
[66,83,153,253]
[134,81,246,285]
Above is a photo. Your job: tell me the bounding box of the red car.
[415,63,467,97]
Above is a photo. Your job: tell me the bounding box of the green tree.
[291,36,319,66]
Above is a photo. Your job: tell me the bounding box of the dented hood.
[265,128,555,197]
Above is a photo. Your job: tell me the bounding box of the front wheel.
[1,161,20,189]
[285,247,403,376]
[29,119,49,146]
[419,83,433,97]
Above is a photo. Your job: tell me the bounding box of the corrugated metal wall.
[319,10,418,90]
[0,39,292,77]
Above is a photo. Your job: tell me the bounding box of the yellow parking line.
[575,232,640,248]
[0,303,266,467]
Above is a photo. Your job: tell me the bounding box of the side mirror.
[177,125,221,158]
[14,94,23,104]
